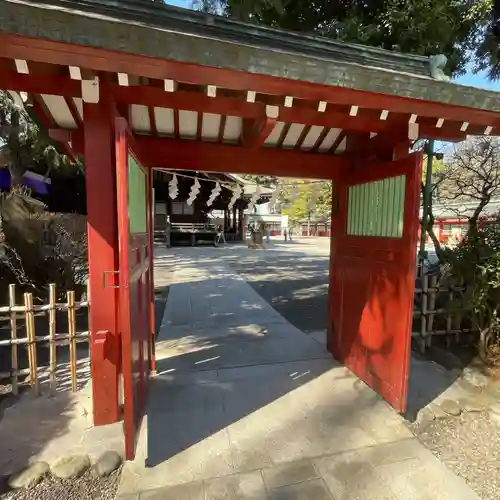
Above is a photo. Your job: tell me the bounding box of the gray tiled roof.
[2,0,500,111]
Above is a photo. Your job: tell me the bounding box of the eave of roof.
[421,199,500,219]
[2,0,500,112]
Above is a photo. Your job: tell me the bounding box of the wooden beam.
[65,96,83,128]
[32,97,77,159]
[242,116,277,148]
[218,115,227,143]
[3,32,500,128]
[0,69,80,96]
[112,84,262,120]
[82,100,121,426]
[47,128,84,157]
[348,132,410,164]
[48,128,71,143]
[114,86,470,139]
[0,70,475,140]
[331,130,347,154]
[135,137,348,180]
[148,106,157,136]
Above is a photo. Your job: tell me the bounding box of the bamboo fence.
[413,272,475,353]
[0,283,89,396]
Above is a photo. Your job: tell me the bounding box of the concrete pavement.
[116,244,480,500]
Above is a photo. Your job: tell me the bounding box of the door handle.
[102,270,120,289]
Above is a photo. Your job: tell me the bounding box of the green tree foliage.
[279,180,332,224]
[0,91,86,299]
[241,174,278,188]
[194,0,493,78]
[0,91,78,186]
[440,219,500,363]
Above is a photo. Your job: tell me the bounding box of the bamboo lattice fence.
[0,283,89,396]
[413,272,475,352]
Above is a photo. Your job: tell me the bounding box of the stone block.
[8,462,49,489]
[51,455,90,479]
[93,450,122,477]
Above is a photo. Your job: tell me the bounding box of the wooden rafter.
[0,68,493,139]
[242,116,277,148]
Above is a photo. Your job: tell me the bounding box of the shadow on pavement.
[150,243,462,466]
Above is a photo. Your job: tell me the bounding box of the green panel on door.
[128,152,147,234]
[346,175,406,238]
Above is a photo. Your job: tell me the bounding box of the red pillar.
[146,169,156,374]
[84,100,120,426]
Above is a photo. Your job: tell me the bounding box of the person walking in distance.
[289,227,293,241]
[217,224,226,245]
[284,227,288,242]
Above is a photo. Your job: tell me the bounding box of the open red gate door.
[115,118,153,460]
[328,152,422,413]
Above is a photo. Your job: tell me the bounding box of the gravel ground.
[0,469,121,500]
[413,412,500,500]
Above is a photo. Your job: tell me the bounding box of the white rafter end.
[82,77,100,104]
[164,79,177,92]
[246,91,256,103]
[408,122,419,140]
[15,59,29,75]
[460,122,469,132]
[284,96,294,108]
[485,126,493,136]
[349,105,358,117]
[436,118,444,128]
[318,101,327,112]
[265,105,279,119]
[118,73,129,86]
[69,66,82,80]
[207,85,217,98]
[380,110,389,120]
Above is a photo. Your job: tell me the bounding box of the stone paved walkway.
[116,245,481,500]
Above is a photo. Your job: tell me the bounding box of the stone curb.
[6,451,123,491]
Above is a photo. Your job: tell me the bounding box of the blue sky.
[166,0,499,91]
[455,70,500,91]
[166,0,193,7]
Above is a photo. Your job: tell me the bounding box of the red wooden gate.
[115,118,153,460]
[328,153,422,413]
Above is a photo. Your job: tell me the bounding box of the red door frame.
[115,117,154,460]
[328,153,422,413]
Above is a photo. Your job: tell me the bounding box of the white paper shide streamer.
[186,178,201,206]
[168,173,179,200]
[207,182,221,207]
[247,185,261,213]
[228,185,242,210]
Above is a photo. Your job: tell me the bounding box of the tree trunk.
[7,108,26,187]
[467,196,489,240]
[423,209,444,262]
